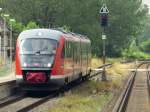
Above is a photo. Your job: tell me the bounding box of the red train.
[15,29,91,90]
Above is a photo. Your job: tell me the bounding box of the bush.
[122,49,150,60]
[24,21,39,30]
[122,39,150,60]
[140,39,150,53]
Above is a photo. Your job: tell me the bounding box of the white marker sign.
[102,35,107,40]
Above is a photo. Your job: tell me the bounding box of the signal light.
[101,14,108,27]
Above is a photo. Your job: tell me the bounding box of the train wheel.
[60,77,69,92]
[82,74,89,81]
[65,77,69,84]
[83,69,91,81]
[74,72,82,84]
[78,72,83,81]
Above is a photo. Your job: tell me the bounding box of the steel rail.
[17,92,58,112]
[0,94,26,108]
[0,80,16,86]
[121,60,150,64]
[112,62,149,112]
[146,63,150,97]
[89,63,112,78]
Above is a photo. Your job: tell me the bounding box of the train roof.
[18,28,90,42]
[18,29,63,41]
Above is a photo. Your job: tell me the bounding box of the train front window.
[20,38,57,54]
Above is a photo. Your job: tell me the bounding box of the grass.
[0,59,15,77]
[0,58,4,66]
[91,58,103,68]
[122,49,150,60]
[51,94,111,112]
[49,81,112,112]
[107,62,133,77]
[0,66,12,77]
[107,58,122,64]
[91,57,123,68]
[48,58,132,112]
[107,61,134,89]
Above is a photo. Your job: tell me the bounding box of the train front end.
[15,29,63,91]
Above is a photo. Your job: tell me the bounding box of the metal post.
[0,36,1,58]
[3,18,6,65]
[0,8,2,59]
[100,4,109,81]
[10,23,12,69]
[102,34,107,81]
[103,36,106,64]
[3,14,10,66]
[9,18,15,69]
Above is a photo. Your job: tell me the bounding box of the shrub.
[122,49,150,60]
[140,39,150,53]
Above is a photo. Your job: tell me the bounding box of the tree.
[24,21,39,30]
[140,39,150,53]
[104,0,148,56]
[0,0,148,57]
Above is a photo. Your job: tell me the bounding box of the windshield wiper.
[35,49,41,54]
[35,47,48,53]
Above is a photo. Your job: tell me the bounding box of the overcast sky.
[143,0,150,13]
[143,0,150,7]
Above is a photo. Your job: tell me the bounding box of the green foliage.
[12,22,24,33]
[0,0,148,57]
[50,80,112,112]
[123,50,150,60]
[140,39,150,53]
[0,66,11,77]
[61,25,71,32]
[139,14,150,42]
[6,19,38,41]
[122,40,150,59]
[56,25,71,32]
[24,21,39,30]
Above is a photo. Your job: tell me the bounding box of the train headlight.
[23,62,27,67]
[47,63,52,67]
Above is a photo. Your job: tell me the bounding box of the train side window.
[71,41,73,58]
[65,41,67,58]
[77,42,80,63]
[65,41,71,58]
[61,46,65,58]
[68,41,70,58]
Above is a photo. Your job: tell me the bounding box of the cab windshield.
[20,38,57,55]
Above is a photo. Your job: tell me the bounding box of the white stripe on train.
[16,74,72,79]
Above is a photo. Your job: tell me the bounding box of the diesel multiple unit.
[15,29,91,90]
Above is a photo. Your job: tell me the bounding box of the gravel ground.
[0,97,41,112]
[0,81,16,100]
[29,81,111,112]
[31,98,59,112]
[101,72,130,112]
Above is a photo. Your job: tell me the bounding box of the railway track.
[0,94,26,108]
[0,91,59,112]
[0,82,81,112]
[0,64,112,112]
[17,91,59,112]
[112,62,150,112]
